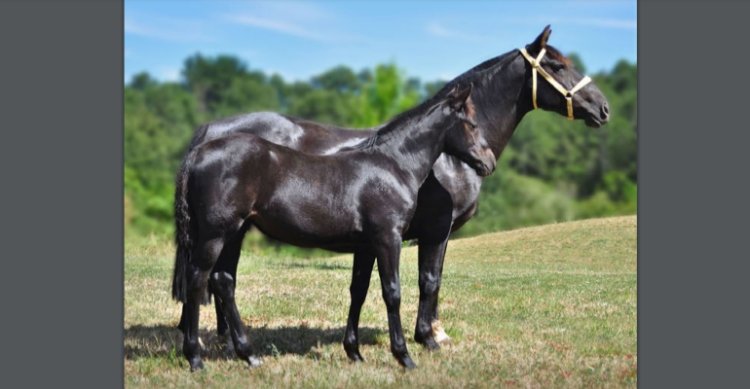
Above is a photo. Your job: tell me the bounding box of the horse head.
[521,25,610,128]
[442,83,496,177]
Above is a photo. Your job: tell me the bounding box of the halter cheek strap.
[519,47,592,120]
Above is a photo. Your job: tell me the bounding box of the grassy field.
[125,215,636,388]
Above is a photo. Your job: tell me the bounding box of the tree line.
[125,53,636,249]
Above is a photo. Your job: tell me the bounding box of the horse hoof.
[189,358,204,372]
[400,356,417,370]
[424,338,441,351]
[246,356,263,368]
[344,341,365,362]
[414,331,441,350]
[346,350,365,363]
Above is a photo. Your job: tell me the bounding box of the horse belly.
[251,199,364,250]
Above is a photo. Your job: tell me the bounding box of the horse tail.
[171,149,197,303]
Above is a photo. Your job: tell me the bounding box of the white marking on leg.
[432,320,451,344]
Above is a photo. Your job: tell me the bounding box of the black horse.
[173,84,496,370]
[177,26,610,351]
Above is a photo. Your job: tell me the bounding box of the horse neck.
[472,53,534,159]
[372,109,449,186]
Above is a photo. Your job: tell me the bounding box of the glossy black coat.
[172,86,496,370]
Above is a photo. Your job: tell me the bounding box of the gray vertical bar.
[0,1,123,387]
[640,1,750,387]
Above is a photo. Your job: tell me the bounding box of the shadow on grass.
[125,324,384,361]
[258,257,351,271]
[277,261,350,271]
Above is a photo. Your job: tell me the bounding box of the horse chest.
[432,155,483,217]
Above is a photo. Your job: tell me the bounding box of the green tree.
[213,75,280,118]
[288,89,355,125]
[354,64,420,126]
[129,72,157,91]
[182,54,249,113]
[311,65,361,93]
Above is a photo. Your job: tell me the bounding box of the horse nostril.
[601,103,610,119]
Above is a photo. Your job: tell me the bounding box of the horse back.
[193,111,374,155]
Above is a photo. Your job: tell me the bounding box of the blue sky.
[125,0,636,84]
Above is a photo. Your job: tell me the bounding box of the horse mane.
[351,99,444,149]
[350,49,520,150]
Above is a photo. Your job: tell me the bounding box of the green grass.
[125,215,636,388]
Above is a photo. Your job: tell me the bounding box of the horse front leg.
[373,234,416,369]
[414,236,451,349]
[343,248,376,362]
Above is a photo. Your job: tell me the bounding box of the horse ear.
[447,83,473,112]
[527,25,552,55]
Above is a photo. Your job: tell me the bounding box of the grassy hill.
[125,215,636,388]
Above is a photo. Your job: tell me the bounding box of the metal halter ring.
[519,47,592,120]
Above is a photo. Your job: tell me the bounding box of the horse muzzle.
[473,151,497,177]
[583,103,610,128]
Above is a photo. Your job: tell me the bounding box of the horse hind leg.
[209,268,262,368]
[182,236,226,371]
[179,227,248,352]
[177,305,205,349]
[211,229,247,355]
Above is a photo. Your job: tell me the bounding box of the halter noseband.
[519,47,592,120]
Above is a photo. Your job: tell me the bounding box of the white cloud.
[224,14,330,42]
[250,1,331,23]
[125,16,215,43]
[426,22,482,41]
[222,2,366,44]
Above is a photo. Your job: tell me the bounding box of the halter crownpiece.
[519,47,592,120]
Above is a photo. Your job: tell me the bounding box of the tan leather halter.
[519,47,592,120]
